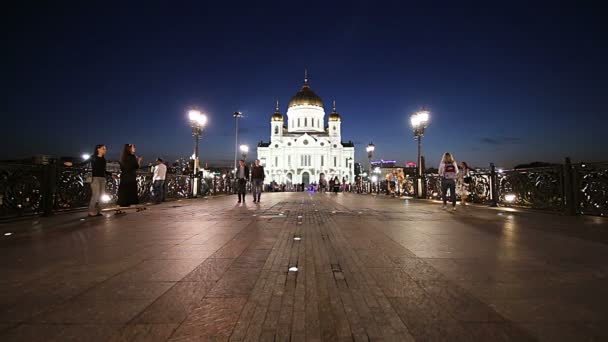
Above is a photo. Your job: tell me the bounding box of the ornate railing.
[0,161,232,219]
[2,159,607,218]
[351,160,607,217]
[0,164,43,217]
[497,166,564,210]
[575,162,608,217]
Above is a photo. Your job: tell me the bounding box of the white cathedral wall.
[286,105,325,133]
[256,143,355,185]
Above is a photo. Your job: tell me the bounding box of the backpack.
[443,163,457,179]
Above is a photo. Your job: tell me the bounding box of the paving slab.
[1,192,608,341]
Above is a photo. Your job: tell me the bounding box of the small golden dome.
[271,100,284,121]
[328,100,341,121]
[272,112,284,121]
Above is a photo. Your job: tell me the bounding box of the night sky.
[2,2,606,168]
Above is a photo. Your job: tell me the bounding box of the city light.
[288,266,298,272]
[188,109,207,126]
[505,194,517,202]
[410,109,430,129]
[82,153,90,160]
[371,175,378,182]
[4,232,12,236]
[366,144,375,153]
[101,194,111,203]
[410,108,430,198]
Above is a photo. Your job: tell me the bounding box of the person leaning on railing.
[64,144,115,217]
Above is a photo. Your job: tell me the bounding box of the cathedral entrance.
[301,172,310,186]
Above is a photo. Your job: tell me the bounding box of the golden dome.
[288,71,323,108]
[271,101,283,121]
[288,85,323,108]
[328,100,341,121]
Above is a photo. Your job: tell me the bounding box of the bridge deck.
[1,193,607,341]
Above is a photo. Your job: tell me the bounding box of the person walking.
[251,159,265,203]
[438,152,459,210]
[458,161,471,205]
[333,176,341,194]
[236,159,249,203]
[152,158,167,204]
[319,174,326,193]
[117,144,142,207]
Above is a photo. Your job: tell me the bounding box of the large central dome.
[288,74,323,108]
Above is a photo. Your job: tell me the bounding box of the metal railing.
[357,159,607,217]
[2,158,607,218]
[0,161,235,219]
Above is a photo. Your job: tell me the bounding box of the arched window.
[305,118,308,127]
[274,126,278,134]
[298,118,300,127]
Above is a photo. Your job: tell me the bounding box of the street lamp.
[366,142,375,193]
[233,111,243,173]
[81,153,90,160]
[410,108,430,198]
[366,142,375,176]
[240,144,249,160]
[189,109,208,197]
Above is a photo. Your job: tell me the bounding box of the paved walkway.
[1,193,607,341]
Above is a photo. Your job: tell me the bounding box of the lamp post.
[233,111,243,174]
[240,144,249,160]
[189,109,208,197]
[366,143,375,193]
[410,108,430,198]
[366,142,375,176]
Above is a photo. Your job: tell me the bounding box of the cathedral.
[257,73,355,186]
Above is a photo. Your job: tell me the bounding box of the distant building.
[371,159,396,168]
[257,72,355,185]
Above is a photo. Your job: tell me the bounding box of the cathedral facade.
[257,74,355,185]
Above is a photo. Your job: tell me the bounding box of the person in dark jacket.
[87,145,114,216]
[117,144,142,207]
[64,144,114,217]
[236,159,249,203]
[251,159,265,203]
[333,176,341,194]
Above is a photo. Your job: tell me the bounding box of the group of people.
[318,175,345,194]
[79,144,470,215]
[234,159,266,203]
[68,144,166,217]
[438,152,471,210]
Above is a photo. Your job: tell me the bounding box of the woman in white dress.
[457,161,471,205]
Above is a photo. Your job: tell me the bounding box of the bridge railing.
[0,161,235,219]
[349,159,606,217]
[2,159,607,218]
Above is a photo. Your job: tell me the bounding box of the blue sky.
[1,1,606,168]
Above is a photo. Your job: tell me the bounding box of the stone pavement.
[1,192,608,341]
